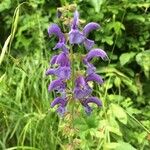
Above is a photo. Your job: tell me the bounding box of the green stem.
[70,46,75,90]
[125,110,150,134]
[69,45,76,148]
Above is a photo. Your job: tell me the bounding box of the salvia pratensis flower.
[48,79,66,92]
[69,10,85,44]
[86,73,103,84]
[85,48,108,61]
[83,22,100,50]
[48,24,68,53]
[81,97,102,115]
[51,97,67,116]
[46,9,108,116]
[74,76,92,99]
[69,10,100,51]
[46,66,71,80]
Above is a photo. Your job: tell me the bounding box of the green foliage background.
[0,0,150,149]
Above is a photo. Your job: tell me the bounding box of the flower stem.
[70,45,75,148]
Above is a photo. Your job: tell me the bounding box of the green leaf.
[114,77,121,88]
[126,13,145,22]
[107,126,122,136]
[102,36,113,45]
[0,0,11,12]
[104,142,137,150]
[88,0,103,12]
[111,104,127,125]
[136,50,150,79]
[120,52,136,66]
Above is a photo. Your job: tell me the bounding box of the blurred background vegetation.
[0,0,150,150]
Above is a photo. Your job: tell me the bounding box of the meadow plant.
[46,10,108,116]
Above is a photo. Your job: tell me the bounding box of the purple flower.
[86,73,103,84]
[83,22,100,50]
[48,24,68,53]
[49,52,70,67]
[85,48,108,62]
[46,66,71,80]
[81,97,102,115]
[50,55,58,65]
[46,10,107,116]
[51,97,67,116]
[56,52,70,67]
[83,39,95,51]
[69,11,100,50]
[69,10,85,44]
[83,59,96,75]
[83,22,100,36]
[48,79,66,92]
[53,42,68,54]
[74,76,92,99]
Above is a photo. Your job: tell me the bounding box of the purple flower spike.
[46,10,107,116]
[51,97,67,116]
[74,76,92,99]
[48,79,66,92]
[86,48,108,61]
[86,73,103,84]
[83,22,100,36]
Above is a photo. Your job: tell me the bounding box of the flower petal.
[86,48,108,61]
[87,64,96,75]
[48,24,65,42]
[74,76,92,99]
[84,38,95,50]
[81,97,102,115]
[48,79,66,92]
[57,67,71,79]
[50,55,58,65]
[84,105,92,115]
[86,73,103,84]
[46,68,56,76]
[51,97,67,116]
[75,76,87,87]
[86,97,102,107]
[56,52,70,66]
[83,59,96,75]
[83,22,100,36]
[51,97,67,107]
[69,29,85,44]
[53,42,69,53]
[57,106,67,116]
[46,67,70,80]
[74,87,92,99]
[72,10,79,29]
